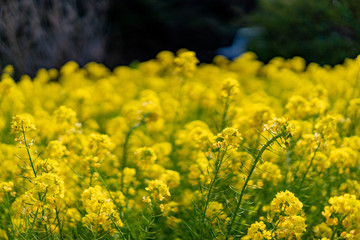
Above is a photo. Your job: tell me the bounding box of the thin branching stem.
[3,191,16,239]
[26,206,40,239]
[120,113,149,191]
[298,142,321,191]
[55,207,64,240]
[22,128,52,238]
[330,214,347,240]
[200,148,227,239]
[141,204,157,240]
[96,169,135,240]
[107,213,126,240]
[221,96,230,131]
[225,133,284,240]
[21,128,37,178]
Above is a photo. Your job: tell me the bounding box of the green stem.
[22,128,50,238]
[89,174,93,187]
[64,162,86,184]
[95,169,115,202]
[270,219,281,239]
[27,206,40,239]
[39,191,49,239]
[142,204,156,240]
[3,191,16,239]
[298,142,321,191]
[55,207,64,239]
[221,96,230,131]
[120,113,149,190]
[96,169,135,240]
[330,214,347,240]
[199,149,227,239]
[22,129,37,178]
[107,213,126,240]
[330,222,340,240]
[225,133,283,240]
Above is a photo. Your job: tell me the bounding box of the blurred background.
[1,0,360,77]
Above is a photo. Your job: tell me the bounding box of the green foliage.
[247,0,360,65]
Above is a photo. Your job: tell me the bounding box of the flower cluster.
[10,114,36,134]
[270,191,306,239]
[220,77,240,99]
[246,191,306,240]
[245,221,272,240]
[264,117,295,139]
[212,127,243,150]
[321,194,360,238]
[205,201,228,225]
[135,146,157,170]
[81,185,123,234]
[270,190,303,216]
[173,50,199,77]
[0,50,360,239]
[144,179,171,202]
[0,182,16,203]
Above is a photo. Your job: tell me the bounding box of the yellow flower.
[60,61,79,75]
[66,208,81,227]
[161,201,179,216]
[220,77,240,99]
[322,194,360,230]
[161,170,181,188]
[205,201,227,224]
[122,167,136,186]
[245,221,272,240]
[81,185,123,234]
[348,98,360,118]
[145,179,170,201]
[264,117,295,139]
[313,222,332,239]
[46,140,68,159]
[176,121,214,150]
[174,50,199,77]
[3,64,14,75]
[53,105,78,130]
[315,115,338,141]
[33,173,64,204]
[135,147,157,170]
[10,114,36,134]
[0,181,16,202]
[88,133,112,157]
[276,215,306,239]
[270,190,303,216]
[256,162,282,185]
[166,216,182,229]
[213,127,243,150]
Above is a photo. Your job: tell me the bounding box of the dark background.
[105,0,256,67]
[1,0,360,77]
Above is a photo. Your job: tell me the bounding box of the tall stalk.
[221,96,230,131]
[199,148,227,239]
[22,128,50,238]
[225,133,284,240]
[22,128,37,178]
[298,142,321,191]
[120,113,149,191]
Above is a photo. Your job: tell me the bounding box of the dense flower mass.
[81,185,123,234]
[0,50,360,239]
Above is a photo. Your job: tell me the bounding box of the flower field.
[0,50,360,239]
